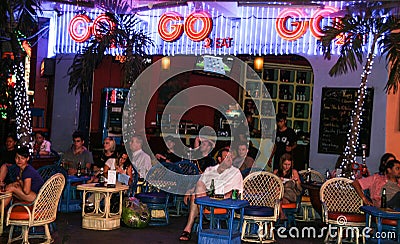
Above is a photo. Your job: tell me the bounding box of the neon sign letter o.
[310,6,339,39]
[184,11,213,42]
[92,14,116,39]
[69,14,92,43]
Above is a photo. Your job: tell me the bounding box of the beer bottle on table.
[209,179,215,197]
[381,188,387,208]
[98,167,105,186]
[76,161,82,177]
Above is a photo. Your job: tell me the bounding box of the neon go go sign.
[158,11,213,42]
[69,14,115,43]
[276,6,339,41]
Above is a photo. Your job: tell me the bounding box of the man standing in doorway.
[267,113,297,170]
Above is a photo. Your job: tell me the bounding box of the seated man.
[232,141,255,171]
[129,135,152,179]
[352,159,400,208]
[179,148,243,241]
[155,135,182,163]
[192,136,216,173]
[63,131,94,175]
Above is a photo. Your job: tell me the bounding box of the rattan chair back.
[30,173,66,225]
[242,171,284,208]
[320,177,363,214]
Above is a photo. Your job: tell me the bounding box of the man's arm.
[352,180,373,206]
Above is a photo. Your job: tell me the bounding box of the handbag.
[283,180,302,203]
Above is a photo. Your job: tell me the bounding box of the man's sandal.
[179,231,191,241]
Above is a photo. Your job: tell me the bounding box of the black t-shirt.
[247,144,259,161]
[162,150,182,163]
[192,150,216,173]
[273,127,297,170]
[0,149,16,166]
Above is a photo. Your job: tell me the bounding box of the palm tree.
[0,0,42,147]
[67,0,153,141]
[320,2,400,178]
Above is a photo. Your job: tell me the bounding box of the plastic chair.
[37,164,67,182]
[6,173,65,244]
[298,169,324,221]
[172,160,200,216]
[29,108,45,128]
[241,171,284,243]
[135,163,178,226]
[320,177,366,244]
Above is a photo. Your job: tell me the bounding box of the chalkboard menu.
[318,87,374,156]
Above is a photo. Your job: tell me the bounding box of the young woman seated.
[273,153,302,219]
[115,150,133,185]
[2,146,44,208]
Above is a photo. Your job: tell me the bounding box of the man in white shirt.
[129,135,151,179]
[179,148,243,241]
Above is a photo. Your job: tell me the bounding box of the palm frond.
[68,10,154,94]
[378,16,400,93]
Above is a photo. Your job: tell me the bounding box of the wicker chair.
[6,173,66,244]
[241,171,284,243]
[298,169,324,221]
[135,163,179,226]
[320,177,366,244]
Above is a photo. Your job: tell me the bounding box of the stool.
[195,197,249,244]
[298,196,317,221]
[136,192,169,226]
[281,202,297,228]
[192,208,229,233]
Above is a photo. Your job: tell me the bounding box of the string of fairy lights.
[339,53,375,179]
[12,31,33,152]
[14,61,33,151]
[123,83,137,144]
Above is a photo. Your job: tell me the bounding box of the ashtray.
[210,194,224,200]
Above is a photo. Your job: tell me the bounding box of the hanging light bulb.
[254,57,264,71]
[161,56,170,70]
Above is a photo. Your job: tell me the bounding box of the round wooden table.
[301,182,323,217]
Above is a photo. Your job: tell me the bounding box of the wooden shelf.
[242,61,313,135]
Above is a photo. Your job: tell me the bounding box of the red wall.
[91,55,240,135]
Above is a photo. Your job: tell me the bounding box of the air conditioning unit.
[40,58,55,77]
